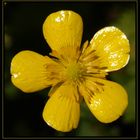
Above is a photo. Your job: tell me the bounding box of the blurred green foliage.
[3,1,136,138]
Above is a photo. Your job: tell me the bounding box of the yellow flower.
[10,10,130,132]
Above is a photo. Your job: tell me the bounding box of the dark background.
[3,1,136,138]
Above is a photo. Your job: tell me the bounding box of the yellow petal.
[48,82,63,97]
[43,10,83,52]
[42,82,80,132]
[79,77,128,123]
[89,26,130,72]
[10,50,62,93]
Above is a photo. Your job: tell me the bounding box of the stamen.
[100,66,108,70]
[94,81,104,86]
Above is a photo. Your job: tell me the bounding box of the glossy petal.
[42,82,80,132]
[43,10,83,52]
[79,77,128,123]
[11,50,61,93]
[89,26,130,72]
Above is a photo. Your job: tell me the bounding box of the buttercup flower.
[11,10,130,132]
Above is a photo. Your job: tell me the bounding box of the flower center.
[66,62,83,81]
